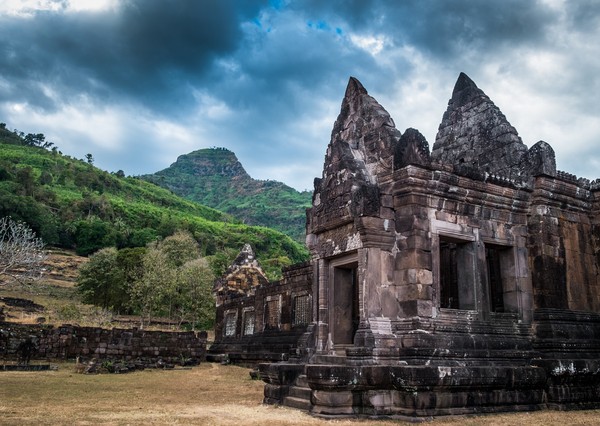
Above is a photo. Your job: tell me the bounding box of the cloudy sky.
[1,0,599,191]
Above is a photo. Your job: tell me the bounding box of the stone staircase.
[281,354,349,411]
[283,374,312,411]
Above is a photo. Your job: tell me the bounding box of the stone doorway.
[331,260,359,349]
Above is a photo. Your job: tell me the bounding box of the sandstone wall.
[0,322,207,366]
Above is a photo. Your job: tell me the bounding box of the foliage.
[0,216,47,283]
[207,247,239,278]
[77,247,129,312]
[2,121,310,328]
[157,230,200,267]
[129,246,174,327]
[126,232,215,329]
[141,148,313,243]
[0,125,309,281]
[56,303,82,322]
[175,257,215,329]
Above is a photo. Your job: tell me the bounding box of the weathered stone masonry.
[1,322,207,367]
[208,244,313,365]
[256,73,600,418]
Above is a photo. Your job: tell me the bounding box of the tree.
[0,216,46,283]
[126,232,215,328]
[39,170,53,186]
[73,217,117,255]
[15,167,35,197]
[159,230,200,268]
[176,258,215,330]
[77,247,126,310]
[85,153,94,164]
[128,247,174,328]
[23,133,45,147]
[150,231,201,321]
[116,247,146,285]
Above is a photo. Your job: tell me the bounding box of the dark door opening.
[439,237,476,310]
[332,264,359,345]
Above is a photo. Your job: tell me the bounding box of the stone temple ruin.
[209,243,312,365]
[210,73,600,419]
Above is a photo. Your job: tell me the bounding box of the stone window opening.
[264,296,281,330]
[484,243,516,314]
[438,236,476,311]
[292,294,311,326]
[224,310,237,337]
[242,308,255,336]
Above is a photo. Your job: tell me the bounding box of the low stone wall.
[0,322,207,366]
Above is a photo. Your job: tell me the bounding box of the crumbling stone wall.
[0,322,206,366]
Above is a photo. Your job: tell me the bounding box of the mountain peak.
[168,147,250,179]
[141,147,312,242]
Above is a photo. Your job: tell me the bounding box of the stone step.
[283,395,312,411]
[310,355,348,365]
[288,385,311,400]
[295,374,309,388]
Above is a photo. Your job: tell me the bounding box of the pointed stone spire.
[229,243,259,272]
[308,77,399,232]
[345,76,368,99]
[212,244,269,300]
[450,72,482,106]
[324,76,398,185]
[393,128,431,170]
[431,73,528,180]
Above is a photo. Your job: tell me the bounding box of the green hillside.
[0,125,308,279]
[141,148,312,242]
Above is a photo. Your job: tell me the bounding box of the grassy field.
[1,249,598,425]
[1,361,599,426]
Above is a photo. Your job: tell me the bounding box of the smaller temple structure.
[208,244,313,365]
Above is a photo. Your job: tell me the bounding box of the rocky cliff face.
[156,148,250,180]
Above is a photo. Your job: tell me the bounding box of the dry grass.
[1,362,599,426]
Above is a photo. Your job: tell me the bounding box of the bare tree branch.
[0,216,47,284]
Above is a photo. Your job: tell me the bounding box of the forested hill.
[0,125,308,279]
[140,148,312,242]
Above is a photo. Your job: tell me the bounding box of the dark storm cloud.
[0,0,266,112]
[212,12,378,113]
[564,0,600,30]
[194,7,402,183]
[296,0,558,57]
[0,0,557,117]
[1,0,599,189]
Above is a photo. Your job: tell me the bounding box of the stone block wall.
[0,322,207,366]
